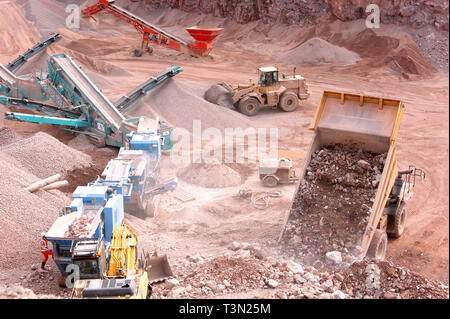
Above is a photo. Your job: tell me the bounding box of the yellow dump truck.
[279,91,424,262]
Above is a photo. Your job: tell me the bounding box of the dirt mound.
[177,160,242,188]
[0,132,92,178]
[128,79,252,132]
[280,145,387,266]
[0,1,38,62]
[384,34,438,78]
[278,37,360,66]
[341,260,449,299]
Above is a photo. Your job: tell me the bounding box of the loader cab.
[72,240,107,280]
[258,67,279,87]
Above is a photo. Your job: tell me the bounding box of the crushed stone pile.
[278,37,361,66]
[129,79,252,132]
[0,127,19,147]
[280,145,387,267]
[67,133,96,151]
[0,132,92,270]
[177,160,242,188]
[0,132,92,178]
[341,260,449,299]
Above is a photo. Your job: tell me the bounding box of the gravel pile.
[0,132,92,178]
[278,37,361,66]
[67,134,96,151]
[340,260,449,299]
[0,127,19,147]
[0,132,92,270]
[130,79,252,132]
[280,145,387,267]
[177,160,242,188]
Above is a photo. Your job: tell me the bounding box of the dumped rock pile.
[340,260,449,299]
[177,160,242,188]
[151,242,448,299]
[151,243,349,299]
[280,145,387,266]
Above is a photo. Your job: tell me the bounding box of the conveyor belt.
[0,64,17,89]
[52,54,125,131]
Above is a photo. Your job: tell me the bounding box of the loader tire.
[279,92,299,112]
[387,202,407,238]
[239,97,260,116]
[367,229,388,260]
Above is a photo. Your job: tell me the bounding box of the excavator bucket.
[145,252,174,283]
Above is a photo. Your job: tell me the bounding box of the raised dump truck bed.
[279,91,410,264]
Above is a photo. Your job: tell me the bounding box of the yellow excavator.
[71,223,172,299]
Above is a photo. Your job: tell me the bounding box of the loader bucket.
[145,253,174,283]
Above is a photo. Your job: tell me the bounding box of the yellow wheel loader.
[71,223,173,299]
[205,67,310,116]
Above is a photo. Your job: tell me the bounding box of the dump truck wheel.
[387,202,407,238]
[367,229,388,260]
[147,46,153,54]
[279,92,299,112]
[239,97,260,116]
[134,48,143,57]
[263,175,278,187]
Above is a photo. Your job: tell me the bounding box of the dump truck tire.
[367,229,388,260]
[239,97,260,116]
[279,92,299,112]
[263,175,278,187]
[387,202,407,238]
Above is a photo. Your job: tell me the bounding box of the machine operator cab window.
[258,67,279,87]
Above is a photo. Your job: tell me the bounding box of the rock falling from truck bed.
[280,145,387,268]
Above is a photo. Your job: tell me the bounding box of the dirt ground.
[0,0,448,297]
